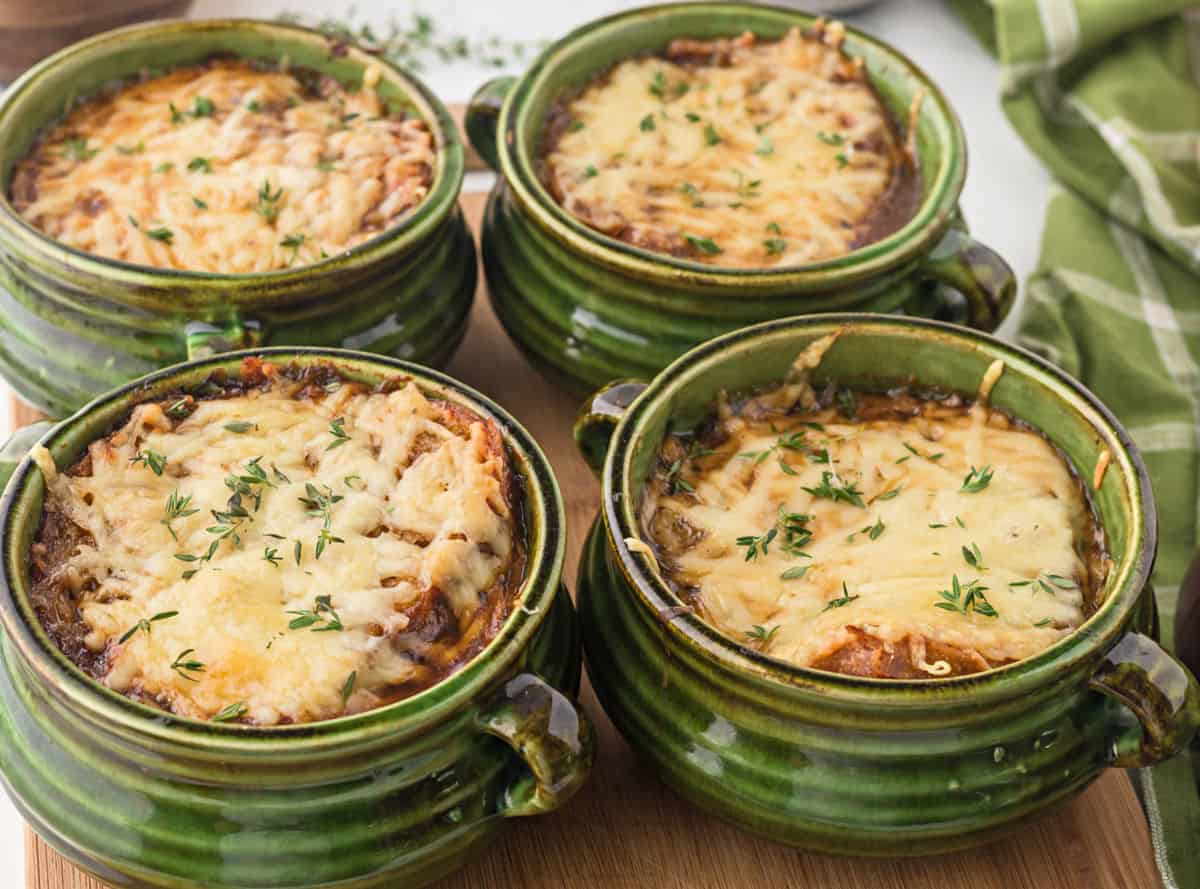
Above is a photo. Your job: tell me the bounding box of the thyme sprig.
[802,470,865,508]
[161,489,198,540]
[118,610,178,644]
[254,180,283,222]
[170,648,206,681]
[745,624,779,647]
[736,527,777,561]
[288,594,344,632]
[934,575,997,618]
[131,449,167,476]
[212,702,247,723]
[822,582,859,612]
[961,465,995,493]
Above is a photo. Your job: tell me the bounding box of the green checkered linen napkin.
[949,1,1200,885]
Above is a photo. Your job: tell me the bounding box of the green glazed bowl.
[0,348,594,888]
[573,314,1199,855]
[465,2,1017,395]
[0,19,475,417]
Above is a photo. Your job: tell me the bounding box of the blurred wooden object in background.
[0,0,193,82]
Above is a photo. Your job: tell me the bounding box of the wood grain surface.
[21,192,1161,889]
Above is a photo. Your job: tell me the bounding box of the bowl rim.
[495,1,967,288]
[601,313,1158,704]
[0,347,567,748]
[0,17,465,296]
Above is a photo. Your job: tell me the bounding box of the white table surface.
[0,0,1051,883]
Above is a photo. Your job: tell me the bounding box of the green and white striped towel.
[949,1,1200,885]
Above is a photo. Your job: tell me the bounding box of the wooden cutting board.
[18,192,1162,889]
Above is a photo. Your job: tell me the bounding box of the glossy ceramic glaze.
[574,315,1199,855]
[0,19,475,416]
[0,348,593,888]
[466,3,1016,394]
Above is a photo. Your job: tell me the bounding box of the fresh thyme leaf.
[143,226,174,244]
[745,624,780,646]
[781,566,810,580]
[584,164,598,178]
[271,464,291,484]
[876,488,901,501]
[131,449,167,475]
[960,465,995,493]
[115,142,144,155]
[703,123,721,146]
[187,156,212,173]
[212,702,247,723]
[736,527,777,561]
[154,162,174,174]
[169,101,186,124]
[254,179,283,222]
[802,471,865,508]
[683,233,721,255]
[224,421,256,434]
[1043,573,1078,589]
[246,100,262,112]
[118,610,179,644]
[568,120,585,132]
[811,448,831,464]
[685,111,701,122]
[962,542,984,570]
[933,574,997,618]
[1008,580,1034,588]
[835,152,849,168]
[778,459,799,476]
[766,221,783,235]
[327,416,351,450]
[816,131,845,146]
[341,670,357,706]
[929,523,947,529]
[263,546,281,567]
[1034,618,1053,628]
[955,516,966,529]
[764,238,786,255]
[162,489,198,540]
[62,137,98,161]
[171,648,206,681]
[294,540,303,566]
[639,113,656,132]
[1038,578,1057,596]
[192,96,215,118]
[192,197,208,210]
[867,517,886,541]
[649,70,666,98]
[678,182,704,207]
[165,397,192,419]
[822,582,860,612]
[287,594,344,632]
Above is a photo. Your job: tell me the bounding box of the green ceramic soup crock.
[573,314,1199,856]
[465,3,1017,395]
[0,347,594,888]
[0,18,475,417]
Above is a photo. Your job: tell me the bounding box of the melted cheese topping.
[33,374,518,724]
[11,61,435,272]
[543,24,912,267]
[642,378,1100,676]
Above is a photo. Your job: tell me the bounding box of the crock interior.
[505,2,965,278]
[0,18,464,285]
[0,348,565,739]
[611,315,1155,689]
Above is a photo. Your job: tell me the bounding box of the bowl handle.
[0,420,55,493]
[913,221,1017,332]
[573,380,648,477]
[1088,631,1200,768]
[184,316,263,359]
[465,75,517,172]
[478,672,595,818]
